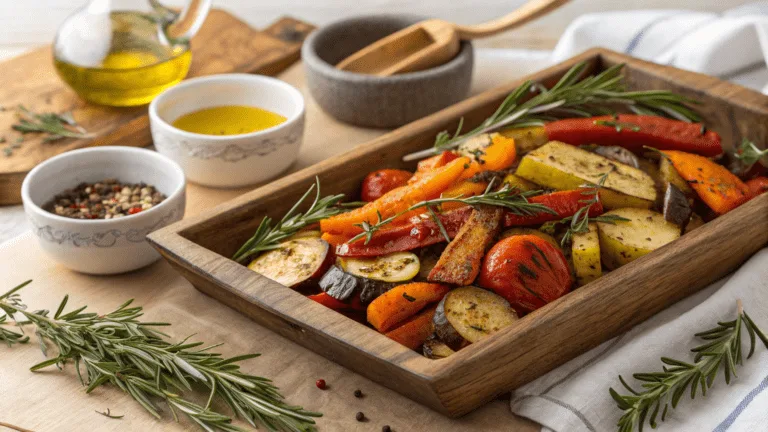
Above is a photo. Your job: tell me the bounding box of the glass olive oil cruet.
[53,0,211,106]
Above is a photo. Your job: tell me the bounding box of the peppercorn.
[355,412,365,422]
[354,389,363,398]
[382,426,392,432]
[315,379,326,390]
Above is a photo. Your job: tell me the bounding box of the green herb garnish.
[12,105,94,142]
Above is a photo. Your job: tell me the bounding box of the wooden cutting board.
[0,10,315,205]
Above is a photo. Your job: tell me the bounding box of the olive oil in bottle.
[54,11,192,107]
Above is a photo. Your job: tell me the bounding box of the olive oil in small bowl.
[53,11,192,107]
[149,74,305,188]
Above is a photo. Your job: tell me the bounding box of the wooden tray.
[147,48,768,417]
[0,10,315,205]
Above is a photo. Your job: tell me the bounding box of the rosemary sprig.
[232,177,345,263]
[403,62,700,161]
[610,300,768,432]
[12,105,95,142]
[735,138,768,167]
[96,408,124,419]
[542,172,629,246]
[347,181,555,245]
[0,281,321,432]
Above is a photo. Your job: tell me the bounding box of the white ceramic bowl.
[149,73,306,187]
[21,147,186,275]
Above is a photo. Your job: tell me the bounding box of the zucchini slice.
[339,251,420,283]
[423,335,456,359]
[433,286,518,345]
[597,208,680,269]
[248,237,331,288]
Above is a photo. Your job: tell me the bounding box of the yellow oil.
[172,106,288,135]
[53,11,192,107]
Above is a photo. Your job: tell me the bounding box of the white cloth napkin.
[551,2,768,94]
[510,248,768,432]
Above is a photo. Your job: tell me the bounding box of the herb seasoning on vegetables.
[44,179,166,219]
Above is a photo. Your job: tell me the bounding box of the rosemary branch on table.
[403,62,701,161]
[541,172,629,246]
[232,177,346,263]
[0,280,321,432]
[610,300,768,432]
[12,105,95,142]
[347,180,555,245]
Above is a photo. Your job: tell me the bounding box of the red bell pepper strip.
[335,206,473,257]
[544,115,723,157]
[503,190,604,227]
[746,177,768,199]
[308,292,364,311]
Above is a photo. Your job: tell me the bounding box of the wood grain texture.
[148,48,768,417]
[0,11,314,205]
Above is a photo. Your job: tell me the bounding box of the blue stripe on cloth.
[625,13,685,54]
[712,373,768,432]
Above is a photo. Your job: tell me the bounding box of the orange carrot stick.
[661,150,750,215]
[459,134,518,180]
[384,305,438,350]
[321,157,471,236]
[439,180,489,211]
[367,283,450,332]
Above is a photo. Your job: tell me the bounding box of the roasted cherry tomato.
[746,176,768,199]
[360,169,412,202]
[478,235,572,315]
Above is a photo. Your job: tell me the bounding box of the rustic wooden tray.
[147,48,768,417]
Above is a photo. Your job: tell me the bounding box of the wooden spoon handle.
[454,0,570,40]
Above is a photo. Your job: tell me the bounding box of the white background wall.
[0,0,752,50]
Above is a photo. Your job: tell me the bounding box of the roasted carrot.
[361,169,413,202]
[428,206,504,286]
[503,189,604,227]
[321,156,471,236]
[367,283,450,332]
[458,134,517,179]
[661,150,750,214]
[335,206,473,257]
[308,292,364,311]
[439,180,489,211]
[746,177,768,199]
[384,305,438,350]
[408,151,460,184]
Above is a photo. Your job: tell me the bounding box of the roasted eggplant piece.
[433,286,518,346]
[248,237,332,288]
[422,335,456,359]
[319,265,398,304]
[416,245,444,281]
[663,183,693,229]
[339,251,420,283]
[593,146,640,169]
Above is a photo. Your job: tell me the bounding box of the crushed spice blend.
[44,178,166,219]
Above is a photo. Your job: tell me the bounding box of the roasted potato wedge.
[597,208,680,269]
[571,223,601,286]
[498,125,549,154]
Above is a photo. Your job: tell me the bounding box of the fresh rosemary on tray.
[0,280,321,432]
[233,177,345,263]
[403,62,701,161]
[610,300,768,432]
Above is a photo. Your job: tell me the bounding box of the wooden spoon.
[336,0,570,76]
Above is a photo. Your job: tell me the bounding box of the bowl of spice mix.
[21,146,186,274]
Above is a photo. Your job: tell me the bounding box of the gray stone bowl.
[302,15,474,128]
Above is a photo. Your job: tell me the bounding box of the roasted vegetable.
[409,151,460,184]
[417,245,444,281]
[684,213,705,233]
[339,251,420,283]
[571,223,601,286]
[366,282,450,332]
[248,237,332,288]
[334,206,473,257]
[428,206,503,286]
[544,115,723,157]
[320,156,471,236]
[457,133,517,174]
[478,235,572,314]
[502,173,539,192]
[658,156,693,196]
[661,150,750,215]
[318,265,397,304]
[500,228,559,249]
[593,146,640,169]
[662,184,692,228]
[422,335,456,359]
[361,169,412,202]
[503,189,604,227]
[439,179,488,211]
[746,177,768,198]
[498,125,549,154]
[433,286,518,345]
[516,141,656,209]
[308,292,364,312]
[597,208,680,269]
[384,305,438,350]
